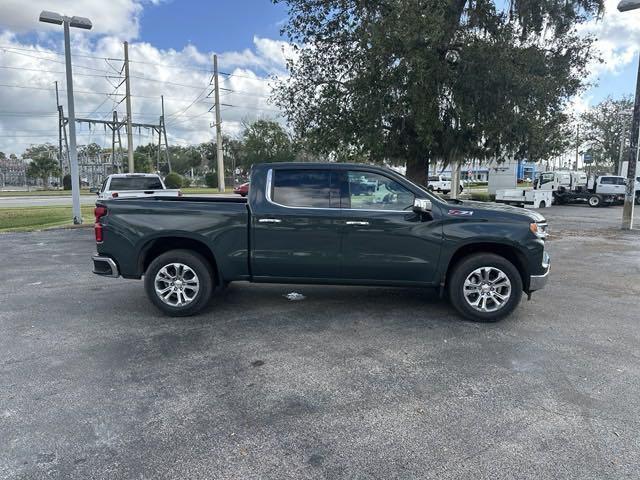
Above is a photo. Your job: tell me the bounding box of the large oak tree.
[273,0,603,185]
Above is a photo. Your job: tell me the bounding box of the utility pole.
[622,56,640,229]
[213,54,225,192]
[55,81,64,187]
[124,41,134,173]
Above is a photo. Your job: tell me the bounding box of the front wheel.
[635,194,640,205]
[588,194,602,208]
[448,253,523,322]
[144,249,214,317]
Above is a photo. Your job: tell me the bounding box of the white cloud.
[0,33,287,155]
[579,0,640,76]
[0,0,145,40]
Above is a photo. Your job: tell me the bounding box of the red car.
[233,182,249,197]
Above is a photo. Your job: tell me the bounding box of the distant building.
[0,155,26,187]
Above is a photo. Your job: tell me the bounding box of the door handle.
[346,221,369,226]
[258,218,282,223]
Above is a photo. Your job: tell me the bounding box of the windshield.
[109,177,164,190]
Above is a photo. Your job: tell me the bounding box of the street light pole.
[39,11,92,225]
[62,19,82,224]
[618,0,640,229]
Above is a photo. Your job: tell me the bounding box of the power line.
[0,82,124,96]
[0,44,124,62]
[0,65,122,78]
[0,48,121,75]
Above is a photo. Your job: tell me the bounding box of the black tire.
[427,185,435,191]
[447,253,523,322]
[144,249,214,317]
[240,193,247,197]
[538,200,546,208]
[459,185,464,193]
[635,194,640,206]
[588,194,602,208]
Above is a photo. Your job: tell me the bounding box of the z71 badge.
[448,209,473,216]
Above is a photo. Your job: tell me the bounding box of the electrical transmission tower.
[56,41,173,182]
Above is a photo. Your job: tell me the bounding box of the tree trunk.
[406,156,427,186]
[449,150,461,200]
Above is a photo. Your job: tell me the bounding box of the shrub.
[164,172,184,189]
[470,192,495,202]
[63,174,72,190]
[204,172,218,188]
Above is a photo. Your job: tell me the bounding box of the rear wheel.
[635,194,640,205]
[538,200,546,208]
[588,194,602,208]
[448,253,523,322]
[144,249,214,317]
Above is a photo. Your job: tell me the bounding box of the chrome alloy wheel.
[462,266,512,313]
[154,263,200,307]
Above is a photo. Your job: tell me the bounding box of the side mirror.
[413,198,432,213]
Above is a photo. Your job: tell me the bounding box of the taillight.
[94,206,107,243]
[112,192,119,198]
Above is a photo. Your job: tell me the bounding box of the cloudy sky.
[0,0,639,156]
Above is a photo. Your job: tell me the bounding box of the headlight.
[530,222,548,239]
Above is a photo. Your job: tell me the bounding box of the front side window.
[347,171,414,211]
[271,169,338,208]
[539,173,554,184]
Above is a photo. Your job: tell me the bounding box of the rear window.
[600,177,625,185]
[271,169,338,208]
[109,177,164,190]
[428,176,440,182]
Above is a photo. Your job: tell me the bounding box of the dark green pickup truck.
[92,162,550,322]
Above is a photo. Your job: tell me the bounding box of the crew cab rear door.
[250,168,342,279]
[339,169,442,283]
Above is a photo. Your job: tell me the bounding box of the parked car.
[92,162,549,322]
[91,173,181,201]
[233,182,250,197]
[427,174,464,194]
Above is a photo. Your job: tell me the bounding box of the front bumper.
[529,251,550,291]
[92,255,119,278]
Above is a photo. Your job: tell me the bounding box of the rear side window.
[271,169,338,208]
[109,177,164,190]
[600,177,625,185]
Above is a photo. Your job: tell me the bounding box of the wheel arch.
[138,235,221,285]
[442,242,529,292]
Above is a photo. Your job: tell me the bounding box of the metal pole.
[618,121,627,176]
[124,41,134,173]
[55,81,64,188]
[63,19,82,224]
[575,124,580,171]
[213,54,225,192]
[622,58,640,230]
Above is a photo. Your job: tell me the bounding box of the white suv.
[427,174,464,194]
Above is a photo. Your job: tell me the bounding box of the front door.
[339,170,442,284]
[251,168,343,280]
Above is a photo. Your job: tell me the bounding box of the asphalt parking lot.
[1,205,639,479]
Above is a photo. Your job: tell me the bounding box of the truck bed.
[96,196,250,279]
